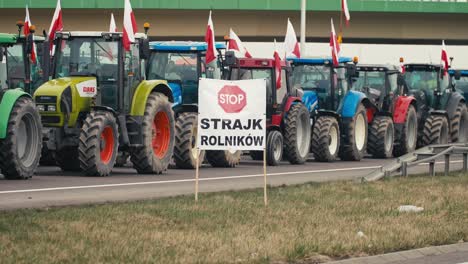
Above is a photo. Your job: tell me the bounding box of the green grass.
[1,174,468,264]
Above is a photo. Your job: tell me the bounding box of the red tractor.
[224,51,311,165]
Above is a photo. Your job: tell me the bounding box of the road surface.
[0,156,463,210]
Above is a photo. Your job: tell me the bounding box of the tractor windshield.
[292,64,330,91]
[404,67,449,92]
[147,52,199,83]
[5,43,26,89]
[54,37,118,79]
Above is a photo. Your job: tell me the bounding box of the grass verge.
[1,174,468,263]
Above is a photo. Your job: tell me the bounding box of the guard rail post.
[463,153,468,172]
[444,154,450,176]
[429,161,435,177]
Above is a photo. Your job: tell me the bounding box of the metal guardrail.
[363,143,468,182]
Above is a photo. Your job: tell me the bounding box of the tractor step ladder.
[363,143,468,182]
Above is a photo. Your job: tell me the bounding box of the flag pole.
[195,148,200,202]
[300,0,306,53]
[263,146,268,206]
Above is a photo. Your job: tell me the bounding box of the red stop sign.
[218,85,247,113]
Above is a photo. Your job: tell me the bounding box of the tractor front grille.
[36,96,57,104]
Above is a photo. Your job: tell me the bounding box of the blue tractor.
[288,57,373,161]
[450,69,468,103]
[148,41,241,169]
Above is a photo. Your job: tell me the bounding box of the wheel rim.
[152,111,171,159]
[297,112,310,158]
[355,113,366,151]
[273,136,282,162]
[16,113,38,167]
[385,124,394,152]
[329,125,338,155]
[407,113,417,148]
[100,126,114,165]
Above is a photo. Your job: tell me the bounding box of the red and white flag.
[109,13,117,33]
[342,0,351,26]
[227,28,252,58]
[24,6,37,63]
[48,0,63,52]
[205,11,217,64]
[400,63,405,74]
[441,40,449,76]
[274,39,282,89]
[123,0,137,51]
[284,19,300,58]
[330,19,341,67]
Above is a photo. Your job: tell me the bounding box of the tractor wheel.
[206,150,241,167]
[393,105,417,157]
[39,144,56,166]
[249,151,263,160]
[56,147,80,171]
[311,116,340,162]
[173,112,205,169]
[339,104,368,161]
[420,115,449,146]
[131,93,175,174]
[79,111,119,176]
[450,102,468,143]
[266,130,283,166]
[367,116,394,158]
[0,97,41,179]
[283,103,311,164]
[115,152,130,167]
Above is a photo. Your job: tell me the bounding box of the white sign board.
[197,78,266,151]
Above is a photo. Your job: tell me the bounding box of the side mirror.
[225,51,236,66]
[139,38,150,60]
[454,70,461,80]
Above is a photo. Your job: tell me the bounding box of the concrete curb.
[328,242,468,264]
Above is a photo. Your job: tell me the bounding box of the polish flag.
[342,0,351,26]
[24,6,37,63]
[274,39,282,89]
[330,19,341,67]
[227,28,252,58]
[123,0,138,51]
[441,40,449,76]
[48,0,63,52]
[400,63,405,74]
[284,19,300,58]
[205,11,217,64]
[109,13,117,32]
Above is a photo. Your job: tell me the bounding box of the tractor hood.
[34,77,97,97]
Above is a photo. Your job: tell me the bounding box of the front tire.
[450,102,468,143]
[339,104,368,161]
[79,111,119,176]
[266,130,283,166]
[393,105,417,157]
[420,114,449,146]
[131,93,175,174]
[173,112,205,169]
[0,97,42,179]
[311,116,340,162]
[283,103,311,164]
[367,116,394,158]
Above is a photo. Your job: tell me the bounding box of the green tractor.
[0,26,49,179]
[404,63,468,145]
[34,30,175,176]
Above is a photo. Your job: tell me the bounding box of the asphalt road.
[0,156,464,210]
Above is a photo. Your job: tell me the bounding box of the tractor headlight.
[48,105,56,112]
[37,104,45,111]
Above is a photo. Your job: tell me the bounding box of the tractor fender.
[429,109,449,119]
[167,81,183,107]
[317,110,340,120]
[393,95,417,124]
[446,93,465,120]
[301,90,318,113]
[339,90,370,118]
[0,89,31,139]
[130,80,174,116]
[283,96,302,113]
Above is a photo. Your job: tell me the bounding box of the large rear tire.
[56,147,80,171]
[206,150,241,167]
[393,105,417,157]
[420,114,449,146]
[266,130,283,166]
[339,104,368,161]
[0,97,41,179]
[450,102,468,143]
[131,93,175,174]
[283,103,311,164]
[311,116,340,162]
[173,112,205,169]
[367,116,394,158]
[79,111,119,176]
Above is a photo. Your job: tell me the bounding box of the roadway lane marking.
[0,160,462,195]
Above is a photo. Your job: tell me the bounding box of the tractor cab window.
[148,51,199,83]
[277,69,288,105]
[54,37,118,79]
[352,71,386,92]
[6,43,26,89]
[201,55,221,79]
[388,73,398,94]
[229,67,273,105]
[440,73,450,91]
[404,69,438,91]
[292,64,330,93]
[0,46,6,89]
[123,43,141,111]
[455,75,468,92]
[335,66,348,95]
